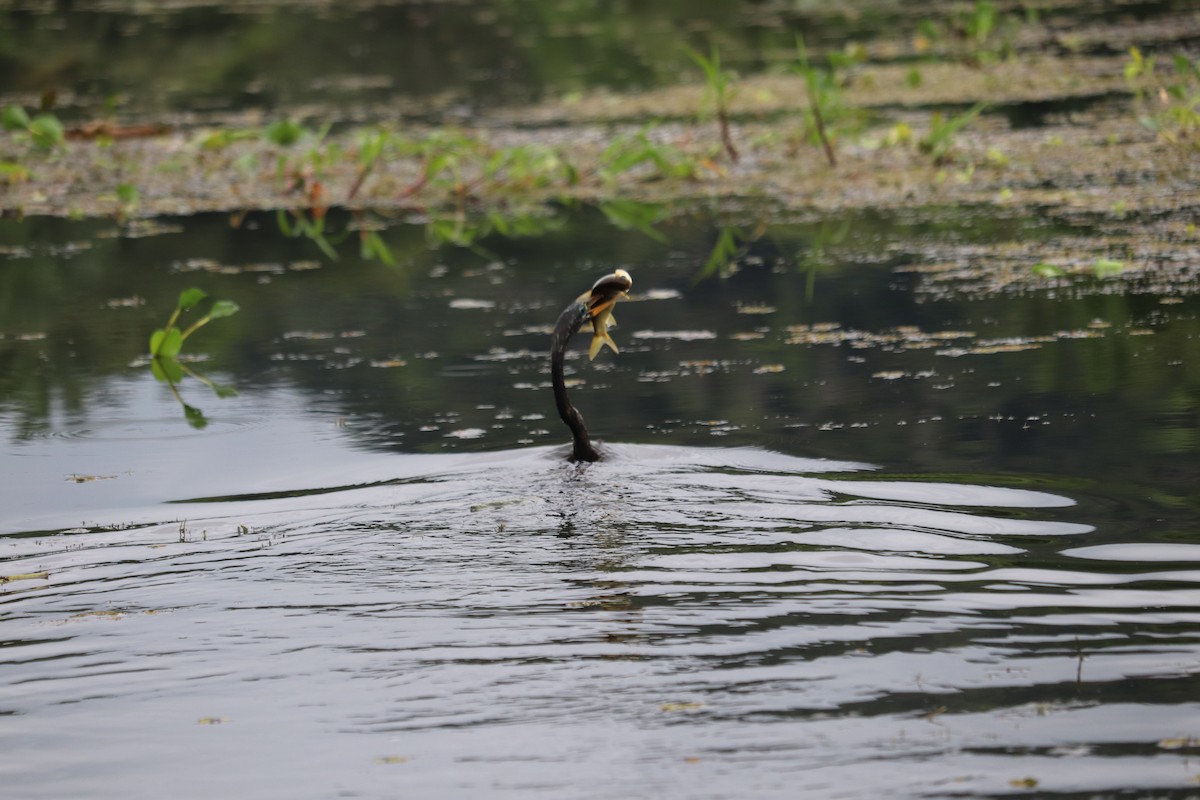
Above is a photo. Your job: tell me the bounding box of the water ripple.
[2,445,1197,799]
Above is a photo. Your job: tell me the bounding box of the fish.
[582,269,632,361]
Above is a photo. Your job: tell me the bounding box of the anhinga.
[550,269,633,462]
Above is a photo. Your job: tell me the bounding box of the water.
[2,207,1199,798]
[4,0,1200,795]
[10,439,1194,799]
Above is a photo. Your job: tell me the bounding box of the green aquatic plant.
[920,0,1021,66]
[920,102,988,164]
[686,43,740,163]
[1,104,65,151]
[149,287,240,360]
[791,34,840,167]
[149,288,240,428]
[597,126,701,183]
[114,182,139,222]
[1125,48,1200,150]
[484,143,578,191]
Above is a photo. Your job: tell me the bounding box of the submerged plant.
[687,43,740,163]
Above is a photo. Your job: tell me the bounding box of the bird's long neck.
[551,300,601,462]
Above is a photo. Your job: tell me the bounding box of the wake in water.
[3,444,1199,799]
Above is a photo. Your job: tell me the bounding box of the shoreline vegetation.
[1,7,1198,290]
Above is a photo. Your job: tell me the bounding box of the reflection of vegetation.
[424,205,566,257]
[798,219,851,299]
[597,199,668,242]
[696,223,765,281]
[686,44,739,163]
[149,288,240,427]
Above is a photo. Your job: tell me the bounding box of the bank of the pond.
[2,10,1198,299]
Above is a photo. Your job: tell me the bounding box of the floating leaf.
[374,756,409,764]
[1157,737,1200,750]
[0,571,49,584]
[660,701,705,712]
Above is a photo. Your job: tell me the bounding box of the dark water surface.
[2,208,1199,799]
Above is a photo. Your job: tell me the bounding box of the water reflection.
[1,208,1197,493]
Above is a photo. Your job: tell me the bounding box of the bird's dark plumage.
[550,270,632,462]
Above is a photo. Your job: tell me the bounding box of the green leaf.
[208,299,240,319]
[1093,258,1126,277]
[116,183,139,205]
[150,355,184,384]
[151,327,183,358]
[2,105,30,131]
[0,161,30,182]
[28,114,64,149]
[213,384,240,399]
[264,118,305,147]
[177,288,207,311]
[1031,261,1064,278]
[183,404,208,429]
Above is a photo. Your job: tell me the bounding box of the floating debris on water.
[449,298,496,310]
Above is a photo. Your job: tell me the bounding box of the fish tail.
[588,331,619,360]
